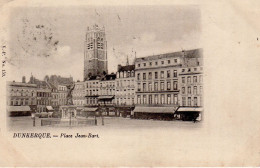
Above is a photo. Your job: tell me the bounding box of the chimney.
[22,76,26,83]
[182,49,186,58]
[117,64,122,71]
[126,55,129,66]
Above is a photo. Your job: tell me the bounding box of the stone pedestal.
[60,105,77,120]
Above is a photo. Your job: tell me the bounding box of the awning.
[133,106,177,114]
[46,106,54,111]
[82,107,98,112]
[177,107,203,112]
[98,95,114,100]
[76,107,84,110]
[8,106,31,112]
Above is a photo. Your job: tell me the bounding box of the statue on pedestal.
[66,83,75,105]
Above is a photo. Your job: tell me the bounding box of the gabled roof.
[101,74,116,81]
[135,48,203,62]
[118,65,135,72]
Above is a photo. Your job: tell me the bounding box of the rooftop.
[118,65,135,72]
[7,81,37,88]
[101,74,116,81]
[135,48,203,62]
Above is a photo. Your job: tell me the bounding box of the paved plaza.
[8,116,202,131]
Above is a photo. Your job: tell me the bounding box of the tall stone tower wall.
[84,25,108,81]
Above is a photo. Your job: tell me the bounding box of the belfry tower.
[84,24,108,81]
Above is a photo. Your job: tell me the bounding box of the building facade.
[175,49,203,121]
[57,85,68,106]
[133,49,203,120]
[99,74,116,105]
[49,84,59,111]
[84,25,108,80]
[85,77,100,106]
[115,64,135,106]
[7,81,37,116]
[179,66,203,107]
[36,87,52,112]
[72,81,85,106]
[134,53,183,106]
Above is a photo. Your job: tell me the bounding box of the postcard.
[0,0,260,166]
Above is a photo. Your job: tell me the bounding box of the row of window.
[137,81,178,92]
[37,100,52,105]
[73,100,84,106]
[116,79,135,87]
[181,96,202,106]
[37,92,51,97]
[137,94,178,105]
[86,82,117,88]
[181,67,203,73]
[115,92,135,96]
[9,99,36,106]
[58,94,67,99]
[86,98,115,105]
[117,71,135,78]
[116,98,135,105]
[58,86,67,91]
[86,81,99,88]
[182,75,203,83]
[9,92,35,97]
[87,33,104,42]
[137,59,178,68]
[87,89,116,95]
[181,86,203,95]
[137,70,178,80]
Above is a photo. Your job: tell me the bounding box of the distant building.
[84,25,108,80]
[28,74,54,112]
[48,83,59,111]
[133,48,203,120]
[46,75,73,88]
[99,74,116,105]
[85,76,100,106]
[7,80,37,116]
[115,64,135,106]
[72,81,85,106]
[57,85,68,106]
[98,73,116,116]
[175,50,203,121]
[36,87,52,112]
[114,64,135,117]
[178,66,203,107]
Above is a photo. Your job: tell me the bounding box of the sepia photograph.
[6,4,203,130]
[1,0,260,167]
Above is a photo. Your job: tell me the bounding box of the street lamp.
[31,112,36,127]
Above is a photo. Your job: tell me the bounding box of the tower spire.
[126,55,129,66]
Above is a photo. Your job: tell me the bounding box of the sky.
[8,5,201,82]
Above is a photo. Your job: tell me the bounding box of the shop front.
[81,107,99,117]
[8,106,32,117]
[133,106,177,120]
[174,107,203,121]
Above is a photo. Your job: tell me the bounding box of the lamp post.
[31,112,36,127]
